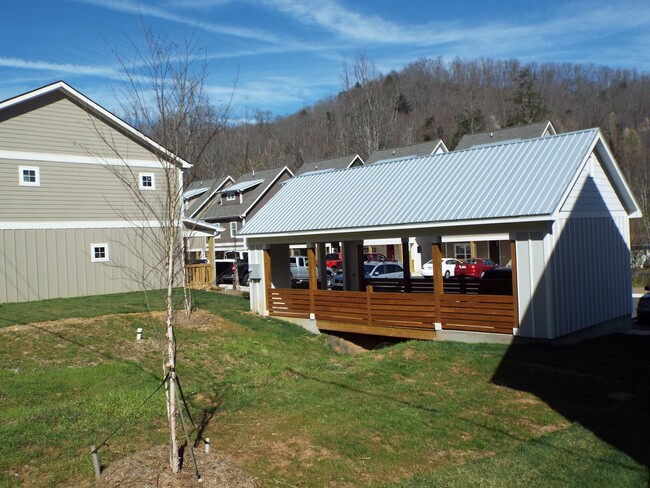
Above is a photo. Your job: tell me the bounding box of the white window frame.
[455,243,472,260]
[19,165,40,186]
[91,243,110,262]
[226,193,236,201]
[229,221,238,238]
[139,172,155,190]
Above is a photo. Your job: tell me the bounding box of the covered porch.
[253,237,519,341]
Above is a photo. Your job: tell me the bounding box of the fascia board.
[239,214,553,241]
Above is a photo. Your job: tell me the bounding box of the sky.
[2,0,650,120]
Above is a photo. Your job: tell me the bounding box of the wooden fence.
[185,263,213,287]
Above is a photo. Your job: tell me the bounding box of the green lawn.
[0,290,648,486]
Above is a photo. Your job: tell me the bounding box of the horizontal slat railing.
[268,286,515,337]
[268,289,311,318]
[440,294,515,334]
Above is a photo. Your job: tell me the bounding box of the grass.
[0,289,648,486]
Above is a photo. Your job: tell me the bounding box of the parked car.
[365,261,404,278]
[455,258,497,278]
[290,255,333,288]
[637,285,650,325]
[331,262,404,290]
[326,252,342,271]
[216,251,250,286]
[421,258,461,278]
[478,267,513,295]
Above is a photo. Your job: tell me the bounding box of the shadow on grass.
[491,333,650,469]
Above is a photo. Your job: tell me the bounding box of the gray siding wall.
[0,227,169,303]
[0,158,169,222]
[0,94,156,160]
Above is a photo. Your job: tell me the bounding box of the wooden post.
[307,246,317,317]
[432,241,443,327]
[401,237,411,292]
[208,236,215,283]
[91,445,101,478]
[366,285,373,327]
[510,240,519,330]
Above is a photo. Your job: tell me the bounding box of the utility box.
[249,263,263,281]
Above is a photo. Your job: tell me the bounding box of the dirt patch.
[96,445,258,487]
[323,335,367,355]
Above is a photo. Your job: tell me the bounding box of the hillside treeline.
[197,56,650,248]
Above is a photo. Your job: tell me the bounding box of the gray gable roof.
[295,154,363,175]
[455,121,556,150]
[202,167,292,222]
[240,129,638,238]
[366,140,447,164]
[184,176,234,219]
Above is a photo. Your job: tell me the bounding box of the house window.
[455,243,472,260]
[226,193,236,201]
[230,221,238,238]
[139,172,155,190]
[19,166,40,186]
[91,243,109,262]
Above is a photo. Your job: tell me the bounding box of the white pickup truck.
[289,255,334,289]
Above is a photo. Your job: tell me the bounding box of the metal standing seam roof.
[239,129,602,237]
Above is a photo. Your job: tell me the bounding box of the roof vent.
[490,132,494,138]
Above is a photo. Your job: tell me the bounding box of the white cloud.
[0,57,119,78]
[74,0,283,44]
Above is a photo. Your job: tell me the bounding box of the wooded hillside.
[189,56,650,249]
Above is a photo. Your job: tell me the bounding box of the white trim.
[0,220,162,230]
[90,243,109,262]
[19,165,40,186]
[442,233,509,243]
[0,149,166,169]
[139,172,156,190]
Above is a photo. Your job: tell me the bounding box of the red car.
[326,252,342,271]
[455,258,497,278]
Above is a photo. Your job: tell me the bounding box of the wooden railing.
[268,285,515,337]
[185,263,213,287]
[440,294,515,334]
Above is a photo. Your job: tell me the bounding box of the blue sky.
[2,0,649,118]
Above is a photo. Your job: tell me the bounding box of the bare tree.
[92,28,234,474]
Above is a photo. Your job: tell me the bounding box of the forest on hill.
[185,55,650,249]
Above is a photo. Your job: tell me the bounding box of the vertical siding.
[550,216,630,337]
[0,227,169,303]
[516,233,552,339]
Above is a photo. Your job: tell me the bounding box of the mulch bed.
[96,445,258,487]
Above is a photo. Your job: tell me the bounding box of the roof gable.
[366,140,447,164]
[185,176,234,219]
[455,121,556,151]
[0,81,190,169]
[202,167,293,222]
[240,129,639,238]
[296,154,363,175]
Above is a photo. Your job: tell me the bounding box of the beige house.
[0,81,190,303]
